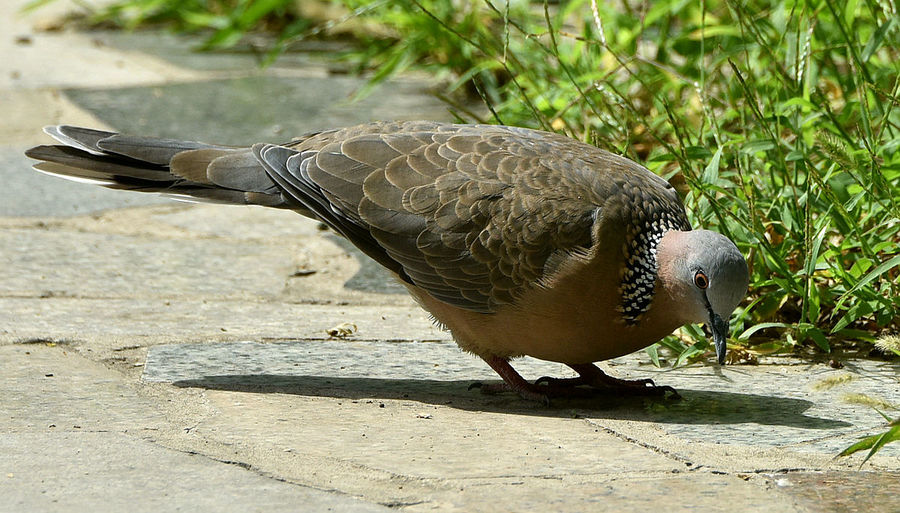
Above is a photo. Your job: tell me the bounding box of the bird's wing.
[255,122,618,313]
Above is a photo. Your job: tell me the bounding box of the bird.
[25,121,749,403]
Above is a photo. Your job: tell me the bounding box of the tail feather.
[33,161,118,186]
[26,125,291,209]
[44,125,115,155]
[97,133,230,165]
[26,144,175,182]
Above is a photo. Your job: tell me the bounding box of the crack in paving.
[13,337,76,345]
[581,420,841,479]
[583,419,697,468]
[142,416,450,505]
[161,441,402,505]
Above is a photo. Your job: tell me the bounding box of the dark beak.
[710,313,729,365]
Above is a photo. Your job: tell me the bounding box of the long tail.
[25,125,290,208]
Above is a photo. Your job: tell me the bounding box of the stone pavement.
[1,1,898,511]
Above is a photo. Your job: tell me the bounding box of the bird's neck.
[656,230,685,289]
[655,230,705,325]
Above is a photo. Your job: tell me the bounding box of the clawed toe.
[534,375,583,387]
[652,385,681,400]
[611,376,656,388]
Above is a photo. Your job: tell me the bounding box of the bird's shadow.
[173,374,850,430]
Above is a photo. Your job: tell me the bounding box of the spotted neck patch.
[618,212,689,324]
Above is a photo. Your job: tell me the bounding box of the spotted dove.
[25,122,749,402]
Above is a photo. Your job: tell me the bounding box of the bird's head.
[657,229,749,364]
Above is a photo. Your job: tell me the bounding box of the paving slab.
[400,473,808,513]
[1,432,390,513]
[5,341,897,512]
[0,344,390,513]
[63,74,451,145]
[0,204,410,300]
[2,24,204,91]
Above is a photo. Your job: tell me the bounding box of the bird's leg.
[471,355,552,404]
[536,363,679,399]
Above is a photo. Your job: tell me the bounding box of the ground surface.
[1,2,898,511]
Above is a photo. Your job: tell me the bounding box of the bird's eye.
[694,271,709,289]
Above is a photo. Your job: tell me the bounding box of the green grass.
[25,0,312,51]
[29,0,900,362]
[838,409,899,468]
[349,0,900,363]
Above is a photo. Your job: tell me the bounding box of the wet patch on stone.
[771,471,900,513]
